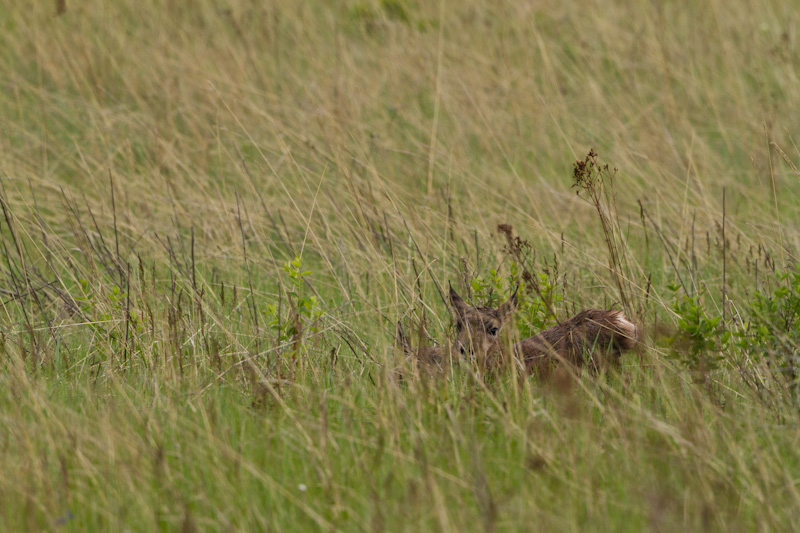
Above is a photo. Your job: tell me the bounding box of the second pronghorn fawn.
[398,283,638,377]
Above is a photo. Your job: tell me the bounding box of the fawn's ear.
[449,283,470,320]
[497,284,519,320]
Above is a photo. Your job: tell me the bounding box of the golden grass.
[1,0,800,530]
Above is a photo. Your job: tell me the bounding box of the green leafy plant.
[513,263,561,338]
[668,285,726,374]
[735,266,800,387]
[263,256,324,357]
[468,260,560,342]
[470,267,504,308]
[494,225,562,338]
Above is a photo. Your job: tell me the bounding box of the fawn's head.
[449,283,518,361]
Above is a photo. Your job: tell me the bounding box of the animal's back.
[518,309,637,376]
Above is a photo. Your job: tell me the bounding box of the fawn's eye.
[459,345,466,355]
[488,327,499,336]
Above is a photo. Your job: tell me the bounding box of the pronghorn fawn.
[398,283,638,377]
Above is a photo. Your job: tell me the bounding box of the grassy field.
[2,0,800,530]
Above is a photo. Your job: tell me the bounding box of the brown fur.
[449,284,517,371]
[517,308,637,377]
[399,284,638,377]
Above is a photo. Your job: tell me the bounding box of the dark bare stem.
[722,187,727,325]
[110,170,121,273]
[276,279,282,370]
[573,151,632,314]
[691,210,696,296]
[124,261,131,366]
[640,204,688,296]
[236,189,259,333]
[191,226,197,292]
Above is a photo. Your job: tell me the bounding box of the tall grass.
[1,0,800,530]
